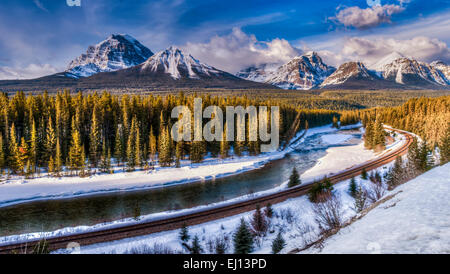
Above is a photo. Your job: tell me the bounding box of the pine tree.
[126,117,137,171]
[386,156,403,189]
[89,111,101,168]
[373,119,385,150]
[364,120,374,149]
[179,224,190,243]
[439,124,450,165]
[288,167,301,187]
[190,235,203,254]
[135,125,142,168]
[348,177,358,198]
[53,138,62,177]
[361,168,368,180]
[158,126,173,167]
[271,232,286,254]
[233,218,254,254]
[17,137,29,175]
[264,203,273,218]
[45,117,56,164]
[332,116,339,129]
[68,119,85,175]
[30,119,37,174]
[0,135,5,172]
[354,186,367,213]
[100,140,111,173]
[148,126,157,166]
[114,126,124,167]
[8,123,19,173]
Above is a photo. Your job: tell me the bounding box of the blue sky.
[0,0,449,78]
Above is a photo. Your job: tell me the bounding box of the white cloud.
[332,4,405,29]
[340,36,450,66]
[0,63,59,80]
[183,28,302,73]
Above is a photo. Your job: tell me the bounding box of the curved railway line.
[0,128,413,254]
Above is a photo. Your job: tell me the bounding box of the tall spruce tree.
[271,232,286,254]
[89,111,101,168]
[288,167,301,187]
[233,218,254,254]
[68,119,85,175]
[439,124,450,165]
[348,177,358,198]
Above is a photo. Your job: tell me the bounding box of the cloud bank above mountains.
[183,28,302,73]
[0,0,449,79]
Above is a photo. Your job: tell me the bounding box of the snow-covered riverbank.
[0,123,361,208]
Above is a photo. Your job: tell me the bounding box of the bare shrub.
[278,208,295,224]
[312,193,343,233]
[124,242,176,254]
[206,234,230,254]
[366,180,386,203]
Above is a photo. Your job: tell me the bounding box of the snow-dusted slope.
[140,46,220,79]
[307,163,450,254]
[235,63,280,83]
[382,57,448,86]
[320,61,375,87]
[235,52,335,90]
[431,60,450,84]
[369,51,405,73]
[264,52,335,90]
[67,34,153,78]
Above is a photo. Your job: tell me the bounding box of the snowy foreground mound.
[305,163,450,254]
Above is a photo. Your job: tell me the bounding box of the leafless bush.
[366,181,386,203]
[124,242,176,254]
[206,234,230,254]
[312,193,343,233]
[278,208,296,224]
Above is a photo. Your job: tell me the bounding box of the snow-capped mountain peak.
[382,57,448,86]
[66,34,153,78]
[369,51,405,71]
[236,52,335,90]
[141,46,220,80]
[320,61,374,87]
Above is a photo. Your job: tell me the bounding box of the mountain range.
[0,34,449,92]
[237,51,450,90]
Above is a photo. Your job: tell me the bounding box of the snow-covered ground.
[63,163,448,255]
[302,163,450,254]
[0,123,360,208]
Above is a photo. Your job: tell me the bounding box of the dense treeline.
[342,96,450,164]
[0,91,339,177]
[363,96,450,149]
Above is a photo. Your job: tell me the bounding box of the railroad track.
[0,128,413,254]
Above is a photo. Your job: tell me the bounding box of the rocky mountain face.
[264,52,335,89]
[236,52,335,90]
[75,46,277,90]
[140,46,221,80]
[235,63,280,83]
[430,61,450,84]
[320,61,380,88]
[66,34,153,78]
[381,57,448,87]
